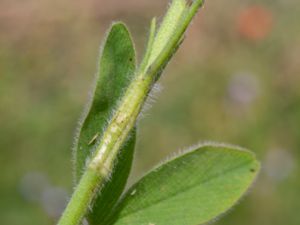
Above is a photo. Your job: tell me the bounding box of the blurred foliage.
[0,0,299,225]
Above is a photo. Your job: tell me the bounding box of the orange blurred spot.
[237,5,273,41]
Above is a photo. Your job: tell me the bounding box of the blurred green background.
[1,0,299,224]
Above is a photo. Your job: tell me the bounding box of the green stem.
[58,170,102,225]
[58,75,152,225]
[57,1,204,225]
[147,0,205,81]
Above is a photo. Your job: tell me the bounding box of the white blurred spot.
[19,171,49,203]
[41,186,68,219]
[264,148,295,182]
[228,72,260,107]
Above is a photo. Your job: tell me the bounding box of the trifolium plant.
[57,1,260,225]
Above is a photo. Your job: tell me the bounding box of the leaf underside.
[73,23,137,224]
[111,144,260,225]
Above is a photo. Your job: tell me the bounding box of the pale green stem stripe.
[139,18,157,74]
[147,0,205,81]
[57,1,204,225]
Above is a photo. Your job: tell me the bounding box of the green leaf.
[111,143,260,225]
[72,22,137,223]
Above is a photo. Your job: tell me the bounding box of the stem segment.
[57,1,204,225]
[58,170,102,225]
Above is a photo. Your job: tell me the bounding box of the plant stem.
[58,75,152,225]
[57,170,102,225]
[57,1,204,225]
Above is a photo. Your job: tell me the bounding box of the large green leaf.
[72,22,137,224]
[111,143,260,225]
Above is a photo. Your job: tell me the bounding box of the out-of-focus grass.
[0,0,299,225]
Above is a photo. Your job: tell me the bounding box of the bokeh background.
[1,0,299,224]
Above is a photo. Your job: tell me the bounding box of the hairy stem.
[57,1,204,225]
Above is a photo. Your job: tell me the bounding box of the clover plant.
[57,1,260,225]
